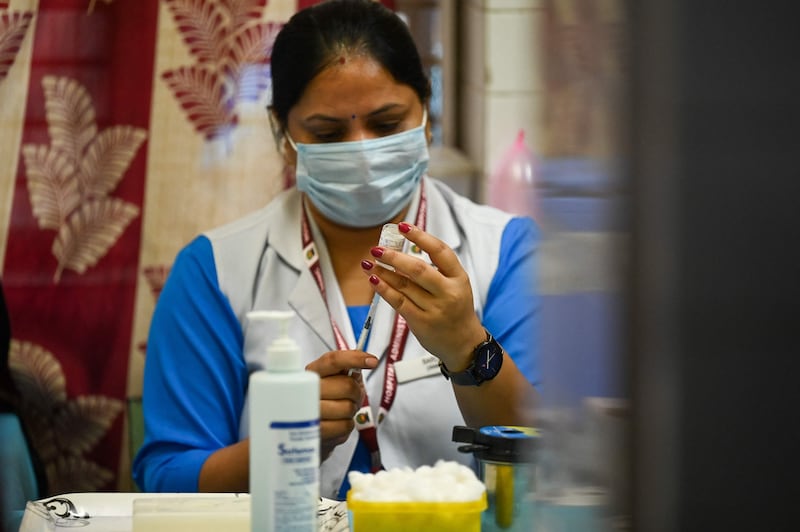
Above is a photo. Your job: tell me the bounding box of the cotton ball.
[348,460,485,502]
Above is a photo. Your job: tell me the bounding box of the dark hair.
[270,0,430,126]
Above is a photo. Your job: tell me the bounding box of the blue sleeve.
[483,217,541,387]
[132,236,248,492]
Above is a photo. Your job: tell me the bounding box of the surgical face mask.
[287,111,429,228]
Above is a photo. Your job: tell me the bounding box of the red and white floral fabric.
[1,0,301,492]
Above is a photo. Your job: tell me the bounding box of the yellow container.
[346,493,487,532]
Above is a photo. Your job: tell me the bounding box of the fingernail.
[398,222,411,233]
[370,247,384,258]
[365,356,379,368]
[361,260,373,270]
[369,274,379,285]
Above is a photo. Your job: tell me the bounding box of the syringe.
[349,223,406,375]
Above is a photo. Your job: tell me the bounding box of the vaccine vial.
[376,223,405,270]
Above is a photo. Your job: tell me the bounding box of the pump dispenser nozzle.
[247,310,301,372]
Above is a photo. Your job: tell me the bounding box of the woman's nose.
[343,123,377,142]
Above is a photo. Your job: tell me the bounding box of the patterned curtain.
[1,0,299,493]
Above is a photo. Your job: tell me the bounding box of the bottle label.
[269,419,320,532]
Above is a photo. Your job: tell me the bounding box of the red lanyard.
[299,181,427,472]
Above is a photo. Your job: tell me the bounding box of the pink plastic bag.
[487,130,538,220]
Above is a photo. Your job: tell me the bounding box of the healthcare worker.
[133,0,540,500]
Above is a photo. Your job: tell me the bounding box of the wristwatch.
[439,330,503,386]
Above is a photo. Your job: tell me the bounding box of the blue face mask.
[287,112,429,228]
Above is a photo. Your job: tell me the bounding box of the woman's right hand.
[306,350,379,461]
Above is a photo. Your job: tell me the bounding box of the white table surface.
[19,492,349,532]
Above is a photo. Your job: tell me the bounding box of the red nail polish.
[370,247,384,258]
[398,222,411,233]
[369,275,379,285]
[361,260,373,270]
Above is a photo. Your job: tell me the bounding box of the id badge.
[394,353,441,384]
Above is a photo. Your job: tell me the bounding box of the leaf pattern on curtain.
[42,76,98,167]
[9,340,124,493]
[21,145,80,230]
[227,21,280,101]
[221,0,266,28]
[143,264,171,300]
[167,0,229,64]
[81,126,148,197]
[0,10,34,83]
[135,264,172,354]
[161,0,281,142]
[162,65,234,139]
[20,76,147,284]
[52,197,140,282]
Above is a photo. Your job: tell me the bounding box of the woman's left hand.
[361,221,486,372]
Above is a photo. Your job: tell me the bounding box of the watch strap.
[439,329,501,386]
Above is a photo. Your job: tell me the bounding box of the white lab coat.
[204,177,512,498]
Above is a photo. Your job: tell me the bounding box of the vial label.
[377,223,405,270]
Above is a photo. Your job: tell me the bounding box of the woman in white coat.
[133,0,540,500]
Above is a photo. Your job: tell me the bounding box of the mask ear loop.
[421,107,433,145]
[267,107,288,155]
[268,107,300,155]
[268,107,298,189]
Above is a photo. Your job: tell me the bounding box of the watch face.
[474,340,503,380]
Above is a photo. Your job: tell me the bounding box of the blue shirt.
[133,215,539,494]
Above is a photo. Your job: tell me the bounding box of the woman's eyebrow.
[366,103,406,117]
[302,114,344,124]
[302,103,408,124]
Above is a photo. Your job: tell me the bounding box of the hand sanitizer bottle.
[248,310,320,532]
